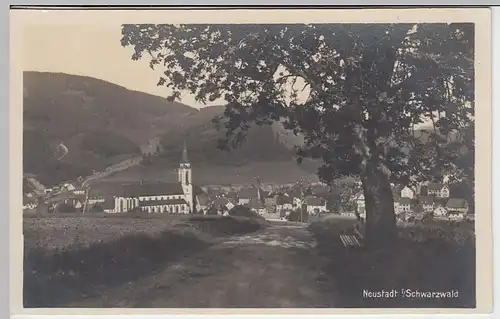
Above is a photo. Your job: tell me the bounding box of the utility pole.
[82,185,90,214]
[298,178,305,223]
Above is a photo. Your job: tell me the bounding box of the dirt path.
[72,223,339,308]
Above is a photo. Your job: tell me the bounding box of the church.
[113,142,195,214]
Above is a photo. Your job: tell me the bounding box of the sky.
[23,24,216,109]
[21,23,447,128]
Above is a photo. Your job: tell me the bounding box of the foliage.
[228,205,264,219]
[121,23,474,248]
[286,208,309,222]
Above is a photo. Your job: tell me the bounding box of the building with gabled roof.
[113,143,195,214]
[305,196,327,214]
[418,196,435,212]
[276,194,293,213]
[426,183,450,198]
[237,186,265,205]
[446,198,469,214]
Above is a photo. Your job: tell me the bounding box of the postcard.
[10,7,492,315]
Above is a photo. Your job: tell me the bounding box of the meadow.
[23,214,267,307]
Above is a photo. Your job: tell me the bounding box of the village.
[23,143,474,224]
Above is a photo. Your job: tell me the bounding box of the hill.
[157,106,295,165]
[23,72,196,186]
[22,72,303,187]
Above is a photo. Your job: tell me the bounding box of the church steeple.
[181,140,189,163]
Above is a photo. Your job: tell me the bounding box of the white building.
[276,195,293,213]
[400,186,415,199]
[305,196,327,214]
[113,143,195,214]
[426,183,450,198]
[433,205,448,219]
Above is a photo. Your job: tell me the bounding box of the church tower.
[178,141,194,213]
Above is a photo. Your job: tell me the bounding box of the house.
[248,199,267,215]
[427,183,450,198]
[400,186,415,199]
[448,212,465,221]
[264,193,278,207]
[276,195,293,213]
[64,196,86,209]
[23,195,37,210]
[73,187,86,195]
[393,201,400,214]
[238,187,264,205]
[433,205,448,219]
[285,188,303,208]
[280,209,293,219]
[195,192,211,214]
[465,213,475,221]
[354,192,365,210]
[63,183,76,191]
[446,198,469,214]
[418,196,435,212]
[341,211,357,218]
[113,143,195,214]
[210,197,236,215]
[305,196,327,214]
[397,197,413,213]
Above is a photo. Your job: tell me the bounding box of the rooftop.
[122,182,184,197]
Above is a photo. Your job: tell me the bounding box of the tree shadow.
[309,220,476,308]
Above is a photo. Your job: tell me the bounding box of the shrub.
[287,209,309,222]
[228,205,264,219]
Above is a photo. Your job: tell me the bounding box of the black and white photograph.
[11,7,492,312]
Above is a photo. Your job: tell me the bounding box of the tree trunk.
[360,159,398,250]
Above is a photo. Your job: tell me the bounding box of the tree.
[121,23,474,249]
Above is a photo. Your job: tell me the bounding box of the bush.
[287,209,309,222]
[228,205,264,219]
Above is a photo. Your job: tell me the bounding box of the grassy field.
[23,214,267,307]
[309,216,476,308]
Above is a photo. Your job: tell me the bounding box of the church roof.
[122,182,184,197]
[139,198,187,207]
